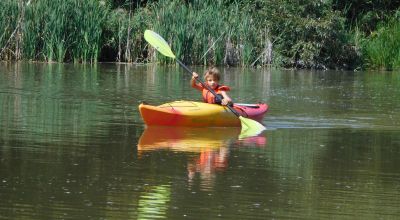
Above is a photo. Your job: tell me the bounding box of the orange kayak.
[138,100,268,127]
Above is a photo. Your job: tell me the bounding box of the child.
[191,67,232,106]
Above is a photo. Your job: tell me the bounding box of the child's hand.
[192,72,199,79]
[221,98,232,106]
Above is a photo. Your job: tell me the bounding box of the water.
[0,62,399,219]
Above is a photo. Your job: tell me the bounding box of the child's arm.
[220,91,232,106]
[191,72,203,91]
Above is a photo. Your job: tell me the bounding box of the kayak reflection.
[137,126,240,152]
[137,126,267,191]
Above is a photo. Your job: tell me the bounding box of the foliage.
[242,0,361,69]
[0,0,399,69]
[1,0,108,63]
[102,5,150,62]
[0,0,19,60]
[332,0,400,32]
[361,15,400,70]
[145,0,259,66]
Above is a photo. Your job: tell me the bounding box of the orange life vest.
[202,85,230,104]
[192,83,230,104]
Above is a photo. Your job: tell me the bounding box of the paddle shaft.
[176,59,241,117]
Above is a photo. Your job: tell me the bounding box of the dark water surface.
[1,62,399,219]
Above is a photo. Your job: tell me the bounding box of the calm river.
[0,62,399,219]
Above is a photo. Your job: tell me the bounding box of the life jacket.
[202,85,230,104]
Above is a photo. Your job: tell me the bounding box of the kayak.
[138,100,268,127]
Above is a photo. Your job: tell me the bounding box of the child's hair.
[203,67,220,81]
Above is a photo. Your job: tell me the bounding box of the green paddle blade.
[144,30,176,59]
[238,116,266,139]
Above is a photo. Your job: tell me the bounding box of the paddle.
[143,30,266,137]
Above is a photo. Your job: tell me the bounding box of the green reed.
[0,0,19,60]
[363,18,400,70]
[73,0,107,63]
[1,0,107,63]
[0,0,295,66]
[2,0,368,68]
[147,0,261,66]
[105,5,149,63]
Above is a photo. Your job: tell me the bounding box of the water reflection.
[186,145,230,191]
[2,63,399,219]
[138,185,171,220]
[137,126,240,152]
[138,126,267,191]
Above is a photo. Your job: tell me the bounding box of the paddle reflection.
[137,126,267,190]
[137,185,171,219]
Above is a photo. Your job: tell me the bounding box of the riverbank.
[1,0,399,70]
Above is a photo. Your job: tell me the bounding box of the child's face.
[205,76,219,89]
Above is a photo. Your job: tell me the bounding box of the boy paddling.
[191,67,232,106]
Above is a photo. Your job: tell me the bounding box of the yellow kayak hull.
[138,100,268,127]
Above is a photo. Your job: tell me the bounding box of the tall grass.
[147,0,263,66]
[1,0,107,63]
[363,19,400,70]
[104,4,149,63]
[1,0,346,67]
[4,0,389,69]
[0,0,19,60]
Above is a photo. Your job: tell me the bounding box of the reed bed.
[2,0,398,69]
[363,19,400,70]
[1,0,264,66]
[147,0,263,66]
[1,0,107,63]
[105,6,149,63]
[0,1,19,60]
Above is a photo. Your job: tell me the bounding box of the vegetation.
[361,16,400,70]
[0,0,400,70]
[0,0,107,62]
[243,0,358,69]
